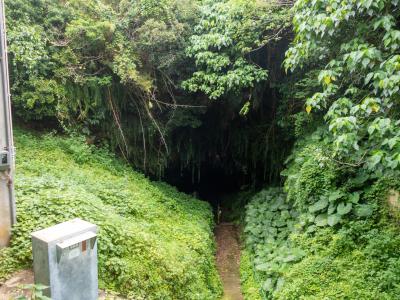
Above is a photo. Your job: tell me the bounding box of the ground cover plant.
[242,132,400,299]
[239,249,262,300]
[0,128,222,299]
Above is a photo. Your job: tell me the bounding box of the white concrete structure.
[0,0,15,248]
[32,219,98,300]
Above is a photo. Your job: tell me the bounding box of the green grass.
[0,128,222,299]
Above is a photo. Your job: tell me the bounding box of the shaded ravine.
[215,223,244,300]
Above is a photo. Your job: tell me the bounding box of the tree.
[183,0,291,105]
[285,0,400,174]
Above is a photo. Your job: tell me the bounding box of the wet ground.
[215,223,244,300]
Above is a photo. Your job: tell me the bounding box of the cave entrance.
[158,39,291,213]
[164,162,246,210]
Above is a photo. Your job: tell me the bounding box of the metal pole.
[0,0,15,248]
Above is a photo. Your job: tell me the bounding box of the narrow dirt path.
[215,223,244,300]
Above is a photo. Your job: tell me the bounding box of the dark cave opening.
[164,162,245,209]
[156,40,292,210]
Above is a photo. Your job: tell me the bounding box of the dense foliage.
[241,1,400,298]
[239,249,262,300]
[0,128,222,299]
[6,0,198,176]
[6,0,293,188]
[243,131,400,299]
[285,0,400,174]
[243,188,304,297]
[7,0,400,299]
[183,0,290,102]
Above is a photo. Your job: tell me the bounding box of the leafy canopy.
[183,0,290,100]
[285,0,400,174]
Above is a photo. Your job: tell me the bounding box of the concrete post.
[0,0,16,248]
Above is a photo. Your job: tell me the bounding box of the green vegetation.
[16,284,51,300]
[182,0,289,101]
[243,188,303,297]
[239,250,262,300]
[6,0,292,185]
[5,0,400,299]
[242,132,400,299]
[239,1,400,299]
[0,128,222,299]
[285,0,400,173]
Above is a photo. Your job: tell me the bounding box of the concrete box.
[31,218,98,300]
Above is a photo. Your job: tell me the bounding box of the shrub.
[242,133,400,299]
[0,128,222,299]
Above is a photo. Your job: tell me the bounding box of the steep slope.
[0,128,222,299]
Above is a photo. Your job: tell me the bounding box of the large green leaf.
[327,214,341,226]
[306,225,316,233]
[281,210,291,220]
[349,192,360,204]
[263,278,274,292]
[271,197,284,211]
[276,277,285,291]
[350,174,369,187]
[282,254,297,263]
[337,202,352,215]
[327,203,336,215]
[268,227,278,236]
[256,263,269,272]
[354,204,374,217]
[315,214,328,226]
[309,198,329,213]
[328,191,345,202]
